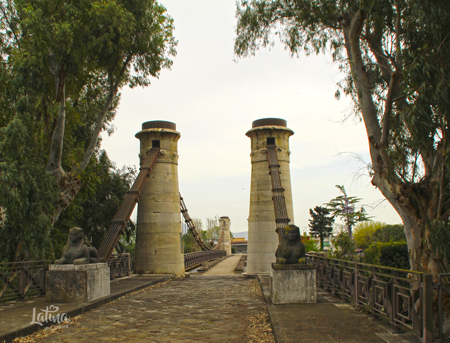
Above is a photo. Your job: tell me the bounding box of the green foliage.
[0,0,176,261]
[354,222,405,250]
[363,242,409,270]
[308,206,334,250]
[124,241,135,267]
[55,151,136,248]
[429,220,450,268]
[51,150,136,257]
[0,116,58,261]
[379,242,409,270]
[373,224,405,244]
[326,186,370,237]
[362,243,382,265]
[303,238,319,253]
[204,216,221,247]
[353,221,385,249]
[331,232,356,260]
[183,230,201,253]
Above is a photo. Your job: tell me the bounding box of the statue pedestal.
[270,263,316,304]
[46,263,110,303]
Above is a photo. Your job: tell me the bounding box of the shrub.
[363,241,409,270]
[304,239,319,252]
[363,243,382,265]
[331,232,356,260]
[379,242,409,270]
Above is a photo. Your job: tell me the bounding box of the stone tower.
[246,118,295,274]
[218,216,232,256]
[134,120,184,274]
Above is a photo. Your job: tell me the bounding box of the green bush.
[379,242,409,270]
[331,232,356,260]
[304,239,319,252]
[363,241,409,270]
[373,224,405,243]
[362,243,382,265]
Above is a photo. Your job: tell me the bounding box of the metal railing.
[306,253,448,343]
[184,250,226,270]
[438,274,450,342]
[0,260,51,302]
[108,254,131,280]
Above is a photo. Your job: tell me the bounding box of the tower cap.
[142,120,176,130]
[252,118,286,128]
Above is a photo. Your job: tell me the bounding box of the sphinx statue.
[54,227,100,265]
[275,224,306,264]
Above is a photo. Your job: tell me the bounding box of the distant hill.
[232,231,248,240]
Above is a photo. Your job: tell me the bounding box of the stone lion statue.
[275,224,306,264]
[54,227,100,265]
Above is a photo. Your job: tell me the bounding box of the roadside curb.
[257,274,281,343]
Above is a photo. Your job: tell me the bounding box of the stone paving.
[202,255,242,275]
[258,275,421,343]
[34,275,268,343]
[2,257,424,343]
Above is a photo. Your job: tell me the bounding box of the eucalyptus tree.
[235,0,450,277]
[0,0,176,260]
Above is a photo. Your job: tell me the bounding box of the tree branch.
[71,55,132,177]
[365,31,392,84]
[46,83,66,183]
[71,77,117,177]
[0,2,19,44]
[342,10,382,145]
[380,71,399,150]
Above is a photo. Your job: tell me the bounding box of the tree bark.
[340,10,445,279]
[71,79,118,177]
[46,83,66,184]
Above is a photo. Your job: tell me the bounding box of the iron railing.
[438,274,450,342]
[108,254,131,280]
[184,250,226,270]
[0,260,51,302]
[305,253,447,343]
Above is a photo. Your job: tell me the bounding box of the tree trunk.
[341,11,446,279]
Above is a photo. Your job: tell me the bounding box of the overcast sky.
[101,0,402,234]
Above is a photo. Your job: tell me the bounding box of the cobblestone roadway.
[38,275,267,343]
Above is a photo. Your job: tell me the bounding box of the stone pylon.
[246,118,295,274]
[134,121,184,274]
[218,216,232,256]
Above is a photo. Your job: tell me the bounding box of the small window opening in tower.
[152,140,160,148]
[267,137,275,146]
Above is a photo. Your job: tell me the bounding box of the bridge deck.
[1,271,420,343]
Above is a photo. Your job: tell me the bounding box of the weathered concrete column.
[135,121,184,274]
[219,216,232,256]
[246,118,294,274]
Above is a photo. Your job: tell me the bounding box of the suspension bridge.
[0,118,439,343]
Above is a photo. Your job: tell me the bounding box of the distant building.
[231,237,247,254]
